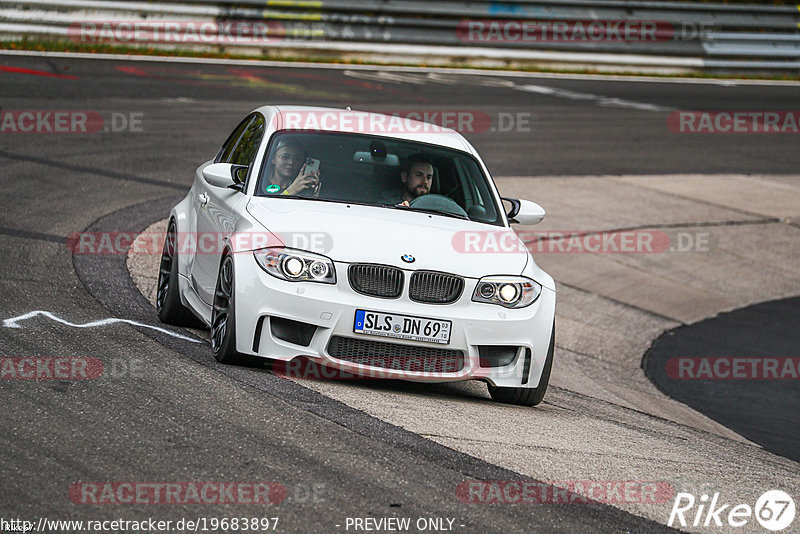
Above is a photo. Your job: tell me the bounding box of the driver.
[383,152,435,206]
[264,138,321,197]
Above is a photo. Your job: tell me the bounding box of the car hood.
[246,198,529,279]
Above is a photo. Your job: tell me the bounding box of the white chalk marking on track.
[515,84,672,112]
[343,70,431,85]
[342,69,670,111]
[3,310,201,343]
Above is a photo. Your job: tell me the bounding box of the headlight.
[472,276,541,308]
[253,247,336,284]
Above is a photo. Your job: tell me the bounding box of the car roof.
[255,105,473,153]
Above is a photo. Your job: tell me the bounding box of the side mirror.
[202,163,235,188]
[231,164,248,187]
[502,197,546,225]
[202,163,249,190]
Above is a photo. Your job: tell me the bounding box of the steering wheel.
[408,194,469,218]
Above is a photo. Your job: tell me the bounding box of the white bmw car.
[157,105,556,406]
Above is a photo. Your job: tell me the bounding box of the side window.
[229,114,266,167]
[459,158,498,223]
[454,158,477,206]
[215,115,254,163]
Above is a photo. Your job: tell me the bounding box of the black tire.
[488,321,554,407]
[210,254,248,365]
[157,220,204,328]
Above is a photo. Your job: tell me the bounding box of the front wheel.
[488,321,554,407]
[157,220,204,327]
[211,254,247,365]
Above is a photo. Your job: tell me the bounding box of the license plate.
[354,310,451,345]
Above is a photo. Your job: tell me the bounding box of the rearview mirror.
[353,151,399,166]
[502,198,546,225]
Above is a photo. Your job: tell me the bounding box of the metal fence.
[1,0,798,71]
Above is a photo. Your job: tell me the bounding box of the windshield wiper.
[273,194,338,203]
[270,195,378,208]
[389,205,470,221]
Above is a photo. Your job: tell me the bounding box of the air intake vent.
[327,336,464,373]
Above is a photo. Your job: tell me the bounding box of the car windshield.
[255,131,503,225]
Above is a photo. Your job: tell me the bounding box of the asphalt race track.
[1,52,799,534]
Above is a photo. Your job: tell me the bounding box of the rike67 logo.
[669,490,795,531]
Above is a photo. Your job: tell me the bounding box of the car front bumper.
[233,254,556,388]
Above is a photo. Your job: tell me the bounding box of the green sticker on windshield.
[265,184,280,193]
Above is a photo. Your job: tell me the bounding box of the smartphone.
[305,157,320,174]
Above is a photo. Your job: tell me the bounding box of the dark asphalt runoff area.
[0,53,797,532]
[644,297,800,463]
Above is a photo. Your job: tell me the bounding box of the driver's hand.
[285,164,321,196]
[397,200,410,207]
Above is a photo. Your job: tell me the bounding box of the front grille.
[327,336,465,373]
[348,264,403,298]
[409,271,464,304]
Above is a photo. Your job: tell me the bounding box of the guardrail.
[1,0,798,72]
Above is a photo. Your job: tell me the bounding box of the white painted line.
[15,0,220,15]
[367,71,430,85]
[3,310,201,343]
[1,49,798,86]
[0,9,212,23]
[515,84,672,112]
